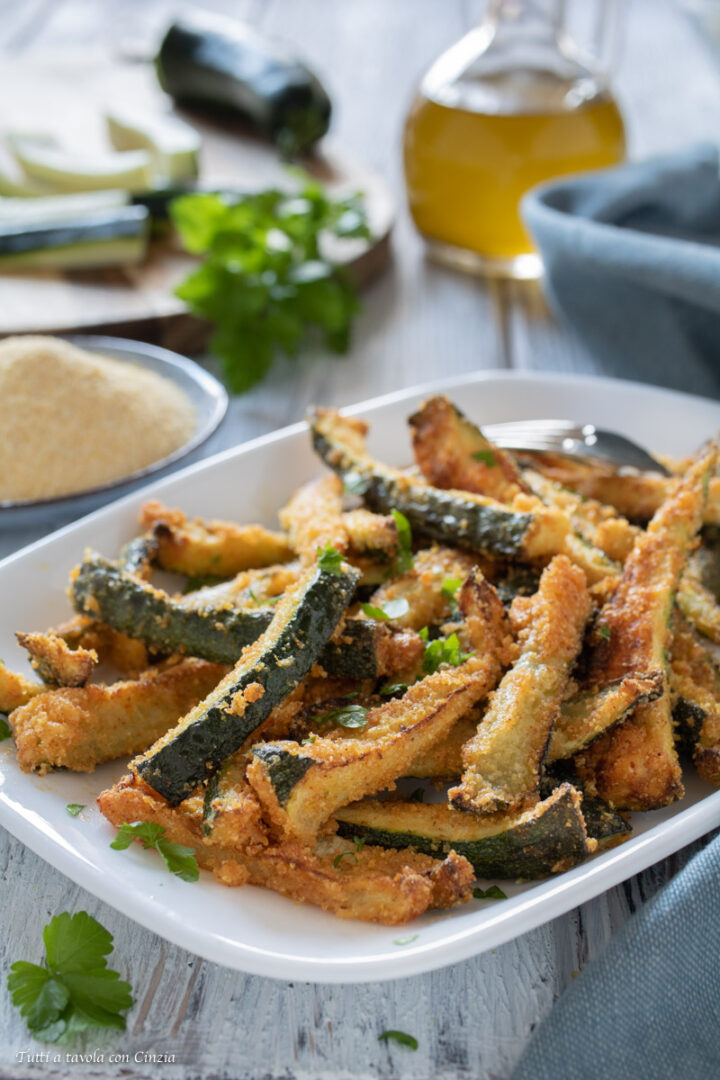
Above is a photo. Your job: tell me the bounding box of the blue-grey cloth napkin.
[511,831,720,1080]
[522,144,720,399]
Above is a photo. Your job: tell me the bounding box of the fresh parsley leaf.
[391,509,414,573]
[65,804,85,818]
[441,576,464,615]
[379,681,408,697]
[393,934,419,946]
[378,1030,419,1051]
[333,839,364,868]
[473,885,507,900]
[171,181,369,394]
[597,623,611,642]
[0,713,11,741]
[353,836,366,854]
[333,851,353,868]
[312,704,369,729]
[7,912,133,1044]
[471,448,496,466]
[317,543,344,576]
[361,597,410,621]
[422,631,472,674]
[301,734,317,745]
[110,822,199,883]
[408,788,425,803]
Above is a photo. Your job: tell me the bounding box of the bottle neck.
[486,0,566,45]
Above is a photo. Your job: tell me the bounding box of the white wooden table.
[1,1,719,1076]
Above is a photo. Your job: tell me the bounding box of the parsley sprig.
[378,1030,419,1051]
[441,576,464,615]
[110,822,199,882]
[419,628,472,674]
[473,885,508,901]
[0,713,11,741]
[171,179,370,394]
[311,704,369,730]
[391,509,414,574]
[7,912,133,1043]
[317,543,344,576]
[361,597,410,621]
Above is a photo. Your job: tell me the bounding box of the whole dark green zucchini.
[156,15,331,156]
[71,552,384,677]
[0,207,149,269]
[133,560,359,804]
[335,784,589,879]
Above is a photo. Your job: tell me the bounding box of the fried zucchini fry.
[10,658,227,774]
[336,784,590,878]
[0,659,45,712]
[311,408,569,561]
[547,672,663,763]
[51,616,151,678]
[669,611,720,786]
[140,500,293,576]
[409,395,529,503]
[677,573,720,644]
[450,555,590,814]
[202,756,268,850]
[367,545,480,631]
[574,450,716,809]
[247,575,512,845]
[16,631,97,687]
[98,775,474,924]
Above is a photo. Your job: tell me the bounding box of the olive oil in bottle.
[403,1,626,278]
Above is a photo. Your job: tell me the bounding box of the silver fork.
[481,420,673,476]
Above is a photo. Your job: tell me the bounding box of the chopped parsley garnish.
[379,682,408,697]
[301,735,317,745]
[393,934,419,947]
[361,597,410,621]
[0,713,11,741]
[110,822,199,882]
[332,836,365,867]
[317,543,344,576]
[420,630,472,674]
[391,509,414,574]
[597,623,611,642]
[65,804,85,818]
[471,448,496,466]
[378,1030,418,1051]
[7,911,133,1043]
[441,576,464,614]
[473,885,507,901]
[312,704,369,729]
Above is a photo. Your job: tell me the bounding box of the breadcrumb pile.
[0,335,196,501]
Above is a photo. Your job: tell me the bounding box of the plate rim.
[2,366,720,984]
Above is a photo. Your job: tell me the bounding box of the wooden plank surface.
[1,1,719,1077]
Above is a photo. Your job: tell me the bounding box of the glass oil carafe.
[403,0,626,278]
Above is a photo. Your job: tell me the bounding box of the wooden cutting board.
[0,52,394,350]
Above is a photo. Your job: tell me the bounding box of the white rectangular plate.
[3,370,720,984]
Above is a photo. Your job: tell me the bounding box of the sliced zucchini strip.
[669,612,720,786]
[547,671,663,763]
[139,500,293,576]
[367,545,479,631]
[247,576,510,845]
[99,774,474,925]
[540,770,631,850]
[10,658,226,775]
[450,555,590,814]
[202,756,268,850]
[310,408,569,561]
[15,631,97,688]
[336,783,589,879]
[408,395,529,503]
[132,560,360,804]
[677,574,720,645]
[575,450,716,810]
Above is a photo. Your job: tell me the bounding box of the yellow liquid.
[404,94,625,260]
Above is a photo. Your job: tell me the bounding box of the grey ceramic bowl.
[1,334,228,530]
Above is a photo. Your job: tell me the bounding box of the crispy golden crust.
[0,660,45,712]
[677,574,720,645]
[248,578,509,845]
[669,612,720,786]
[548,671,663,763]
[51,617,151,678]
[140,500,293,576]
[368,546,480,631]
[98,775,473,924]
[11,658,227,774]
[451,555,590,813]
[16,631,97,687]
[404,713,479,778]
[409,395,528,503]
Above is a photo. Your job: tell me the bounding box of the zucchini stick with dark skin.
[669,610,720,786]
[310,407,569,562]
[247,573,513,846]
[15,631,98,688]
[575,449,717,810]
[450,555,590,815]
[132,558,360,805]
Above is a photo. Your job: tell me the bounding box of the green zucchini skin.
[0,207,149,259]
[117,535,159,578]
[335,784,588,879]
[71,553,382,676]
[156,16,331,156]
[310,415,534,560]
[134,562,359,804]
[540,770,630,848]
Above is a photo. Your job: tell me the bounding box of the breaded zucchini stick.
[366,545,480,631]
[575,449,716,809]
[669,611,720,786]
[10,658,227,774]
[450,555,590,814]
[16,631,97,687]
[140,500,293,576]
[98,775,474,925]
[0,660,45,712]
[247,575,512,845]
